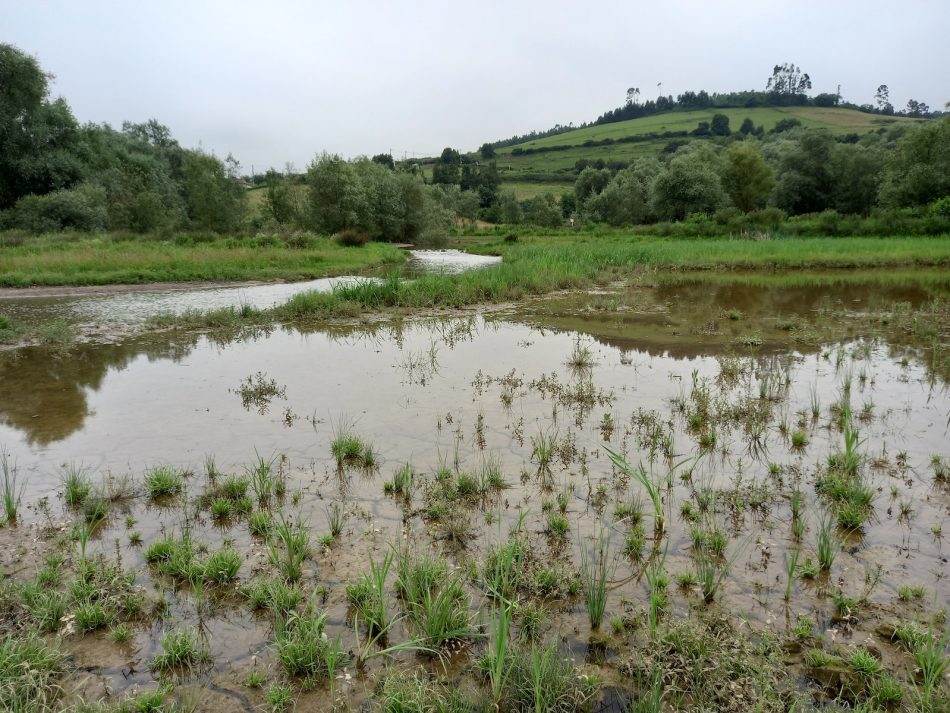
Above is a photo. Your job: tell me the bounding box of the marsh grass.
[330,419,375,469]
[605,448,687,536]
[268,514,310,582]
[202,547,242,584]
[913,623,950,710]
[326,502,345,539]
[61,463,92,507]
[1,448,24,523]
[816,509,840,571]
[485,599,515,707]
[275,602,349,679]
[484,530,527,602]
[347,551,393,634]
[531,428,558,475]
[150,628,211,671]
[143,466,185,499]
[579,524,616,629]
[0,633,64,713]
[264,682,293,712]
[247,450,278,506]
[384,462,414,499]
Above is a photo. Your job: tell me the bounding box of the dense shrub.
[335,229,369,247]
[5,183,108,232]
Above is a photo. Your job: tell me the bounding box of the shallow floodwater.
[0,275,948,710]
[0,249,502,334]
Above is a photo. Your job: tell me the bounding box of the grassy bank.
[0,233,406,287]
[148,234,950,330]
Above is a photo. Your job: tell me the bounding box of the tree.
[739,117,755,135]
[766,63,812,103]
[874,85,893,114]
[431,147,461,185]
[479,143,496,159]
[710,114,731,136]
[584,159,660,225]
[879,118,950,207]
[905,99,930,117]
[721,143,774,212]
[771,118,802,134]
[520,194,562,227]
[262,169,301,226]
[574,167,611,203]
[829,143,882,215]
[626,87,640,105]
[305,153,368,234]
[497,190,522,224]
[371,153,394,169]
[812,93,839,107]
[0,43,85,209]
[773,132,836,214]
[652,148,726,220]
[180,150,246,232]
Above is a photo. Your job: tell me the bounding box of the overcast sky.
[4,1,948,172]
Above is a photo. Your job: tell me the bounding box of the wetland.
[1,249,949,713]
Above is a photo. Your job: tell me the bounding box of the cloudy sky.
[4,1,948,172]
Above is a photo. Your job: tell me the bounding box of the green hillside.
[490,106,921,181]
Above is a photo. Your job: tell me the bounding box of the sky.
[3,0,948,173]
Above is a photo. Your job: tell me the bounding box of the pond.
[0,271,947,711]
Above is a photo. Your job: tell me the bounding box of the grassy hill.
[489,106,921,183]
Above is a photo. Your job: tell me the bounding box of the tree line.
[2,43,947,239]
[496,114,950,230]
[0,44,458,241]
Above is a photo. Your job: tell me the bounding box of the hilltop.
[486,106,922,187]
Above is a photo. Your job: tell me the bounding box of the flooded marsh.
[0,267,949,712]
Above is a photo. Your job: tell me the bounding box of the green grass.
[0,634,64,713]
[502,181,572,199]
[143,466,185,498]
[491,106,922,175]
[0,233,405,287]
[150,234,950,335]
[275,606,348,679]
[150,628,211,671]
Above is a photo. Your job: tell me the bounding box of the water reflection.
[0,277,945,450]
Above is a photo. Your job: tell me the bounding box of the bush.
[748,207,786,228]
[334,229,369,247]
[714,207,743,225]
[8,183,108,233]
[929,195,950,219]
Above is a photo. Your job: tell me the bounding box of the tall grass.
[816,510,839,572]
[0,448,24,523]
[579,525,616,629]
[346,551,393,634]
[485,600,515,707]
[0,634,64,713]
[268,514,310,582]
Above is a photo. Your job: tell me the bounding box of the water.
[0,249,503,335]
[0,273,947,710]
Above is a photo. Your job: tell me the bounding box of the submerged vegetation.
[2,289,948,711]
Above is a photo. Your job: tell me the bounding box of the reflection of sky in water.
[404,249,501,275]
[0,250,501,329]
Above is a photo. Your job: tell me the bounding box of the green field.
[491,106,921,178]
[503,182,572,198]
[0,234,405,287]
